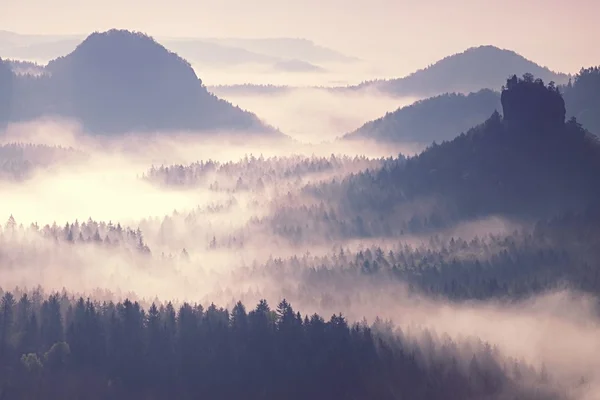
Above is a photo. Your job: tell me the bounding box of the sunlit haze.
[1,1,600,399]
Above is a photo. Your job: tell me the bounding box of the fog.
[194,60,397,87]
[211,87,419,143]
[1,118,599,399]
[0,119,406,226]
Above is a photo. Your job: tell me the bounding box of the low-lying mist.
[194,59,397,87]
[212,87,419,144]
[1,118,599,400]
[0,118,413,225]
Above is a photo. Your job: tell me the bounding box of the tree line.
[0,291,559,400]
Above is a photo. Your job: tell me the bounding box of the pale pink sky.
[2,0,598,74]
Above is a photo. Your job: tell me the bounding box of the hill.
[353,45,569,97]
[301,74,600,238]
[346,66,600,145]
[343,89,501,143]
[161,39,278,66]
[3,30,279,135]
[273,59,325,73]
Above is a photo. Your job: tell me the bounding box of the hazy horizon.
[1,3,600,399]
[2,0,599,76]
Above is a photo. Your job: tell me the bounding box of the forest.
[1,27,600,399]
[346,67,600,144]
[0,292,562,400]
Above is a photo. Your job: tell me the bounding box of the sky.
[1,0,599,75]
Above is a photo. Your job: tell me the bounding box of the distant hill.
[162,39,278,66]
[3,30,280,135]
[343,89,501,144]
[0,38,83,63]
[273,59,325,73]
[312,74,600,236]
[0,31,83,62]
[0,31,355,69]
[353,45,569,97]
[204,38,357,64]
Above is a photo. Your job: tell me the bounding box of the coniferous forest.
[1,28,600,400]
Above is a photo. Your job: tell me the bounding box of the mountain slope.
[308,74,600,237]
[6,30,279,135]
[343,89,501,144]
[355,45,569,97]
[344,67,600,145]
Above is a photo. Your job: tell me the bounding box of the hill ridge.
[351,45,569,97]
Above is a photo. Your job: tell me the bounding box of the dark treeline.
[0,292,559,400]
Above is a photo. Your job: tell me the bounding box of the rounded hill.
[40,29,274,134]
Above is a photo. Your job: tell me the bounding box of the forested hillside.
[1,30,279,135]
[305,74,600,237]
